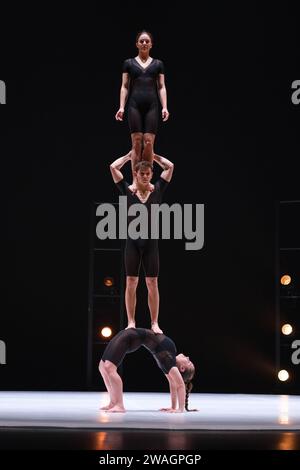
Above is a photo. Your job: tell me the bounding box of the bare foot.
[105,405,126,413]
[151,322,163,334]
[99,403,114,410]
[126,322,136,330]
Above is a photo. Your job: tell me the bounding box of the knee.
[100,360,114,374]
[126,276,139,289]
[145,277,158,291]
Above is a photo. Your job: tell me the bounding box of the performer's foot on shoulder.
[126,322,136,329]
[151,322,163,334]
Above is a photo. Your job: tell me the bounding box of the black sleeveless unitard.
[123,58,165,134]
[101,328,177,374]
[116,176,168,277]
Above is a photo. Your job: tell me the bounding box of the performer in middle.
[110,152,174,334]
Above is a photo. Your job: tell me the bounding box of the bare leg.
[142,133,156,164]
[125,276,139,329]
[145,276,163,334]
[130,132,143,185]
[142,134,156,192]
[100,360,125,412]
[99,360,115,410]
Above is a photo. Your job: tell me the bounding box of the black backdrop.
[1,2,299,393]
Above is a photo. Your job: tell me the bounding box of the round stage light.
[281,274,292,286]
[282,324,293,335]
[104,277,114,287]
[101,327,112,338]
[278,370,289,382]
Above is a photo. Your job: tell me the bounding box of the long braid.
[181,362,197,412]
[184,381,194,411]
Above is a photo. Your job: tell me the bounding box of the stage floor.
[0,392,300,431]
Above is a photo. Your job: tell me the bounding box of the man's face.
[135,168,153,186]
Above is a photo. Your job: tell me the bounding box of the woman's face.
[136,33,152,53]
[177,353,194,370]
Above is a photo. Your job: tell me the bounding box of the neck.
[175,357,183,369]
[138,52,149,62]
[137,183,148,193]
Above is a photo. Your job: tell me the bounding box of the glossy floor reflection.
[0,429,300,450]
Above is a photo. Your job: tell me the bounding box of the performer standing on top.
[115,30,169,185]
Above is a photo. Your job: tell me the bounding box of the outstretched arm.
[160,374,178,411]
[162,367,186,413]
[110,152,131,183]
[153,153,174,182]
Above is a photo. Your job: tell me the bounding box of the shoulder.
[122,58,132,71]
[163,335,177,353]
[156,59,165,72]
[167,367,184,384]
[155,176,169,190]
[115,178,129,193]
[120,178,129,187]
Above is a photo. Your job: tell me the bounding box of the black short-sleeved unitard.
[116,177,168,277]
[101,328,177,374]
[123,58,165,134]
